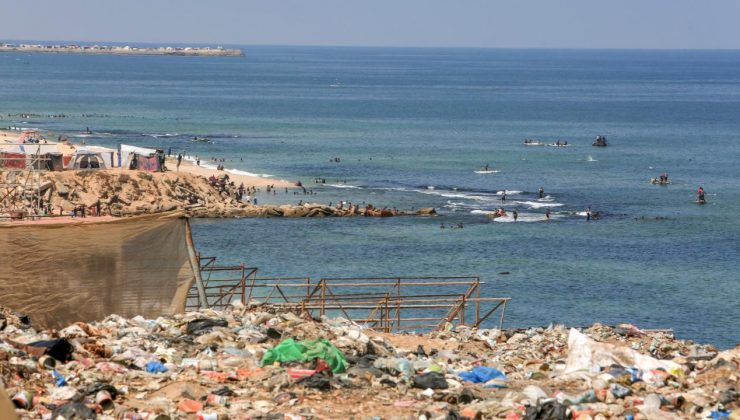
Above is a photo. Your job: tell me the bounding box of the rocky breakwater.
[190,202,436,218]
[3,169,435,219]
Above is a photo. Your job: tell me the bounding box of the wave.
[225,168,273,178]
[496,190,523,195]
[470,210,552,223]
[328,184,362,189]
[511,200,564,209]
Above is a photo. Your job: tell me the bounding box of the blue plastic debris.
[458,366,507,388]
[52,370,66,387]
[145,360,168,374]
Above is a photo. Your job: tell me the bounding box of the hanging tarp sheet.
[136,154,161,172]
[121,144,157,168]
[0,212,197,329]
[0,152,26,169]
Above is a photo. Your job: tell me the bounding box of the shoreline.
[1,128,435,220]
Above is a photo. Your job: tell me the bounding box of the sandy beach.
[167,155,294,189]
[0,128,294,189]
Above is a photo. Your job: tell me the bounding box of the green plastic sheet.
[260,338,347,373]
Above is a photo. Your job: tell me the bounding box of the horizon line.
[3,38,740,52]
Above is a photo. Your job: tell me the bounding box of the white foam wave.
[512,200,564,209]
[496,190,523,196]
[225,168,273,178]
[586,155,598,162]
[474,170,500,174]
[493,213,549,223]
[420,189,498,201]
[328,184,362,189]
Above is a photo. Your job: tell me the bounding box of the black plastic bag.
[412,372,448,389]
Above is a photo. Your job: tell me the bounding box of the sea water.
[1,46,738,347]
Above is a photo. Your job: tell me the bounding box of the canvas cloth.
[0,212,196,329]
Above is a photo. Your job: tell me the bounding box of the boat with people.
[651,173,671,185]
[548,140,570,147]
[592,135,608,147]
[523,139,545,146]
[191,136,213,144]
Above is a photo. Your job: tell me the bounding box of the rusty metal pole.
[476,279,481,326]
[240,263,246,305]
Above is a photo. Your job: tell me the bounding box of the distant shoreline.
[0,43,243,57]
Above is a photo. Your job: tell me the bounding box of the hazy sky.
[2,0,739,49]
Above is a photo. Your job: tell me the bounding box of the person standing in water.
[513,209,518,222]
[501,191,506,202]
[545,208,551,220]
[539,187,545,199]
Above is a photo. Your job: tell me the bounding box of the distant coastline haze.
[2,0,739,49]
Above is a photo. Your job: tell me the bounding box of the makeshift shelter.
[0,212,201,329]
[121,144,155,168]
[68,148,108,169]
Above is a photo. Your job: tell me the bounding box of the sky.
[2,0,739,49]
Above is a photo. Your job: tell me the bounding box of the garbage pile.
[0,303,738,419]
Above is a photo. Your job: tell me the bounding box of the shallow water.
[1,46,738,347]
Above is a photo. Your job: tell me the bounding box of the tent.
[69,148,108,169]
[86,145,118,168]
[0,212,200,329]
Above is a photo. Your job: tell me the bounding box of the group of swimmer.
[649,172,708,204]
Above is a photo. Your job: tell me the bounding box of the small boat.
[523,139,545,146]
[650,178,671,185]
[191,136,213,144]
[695,198,707,205]
[475,164,499,174]
[593,135,608,147]
[548,142,570,147]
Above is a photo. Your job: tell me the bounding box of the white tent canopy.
[69,148,108,169]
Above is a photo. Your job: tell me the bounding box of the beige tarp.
[0,212,197,329]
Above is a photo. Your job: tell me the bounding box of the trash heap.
[0,303,738,419]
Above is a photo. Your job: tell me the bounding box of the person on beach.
[539,187,545,199]
[513,209,518,222]
[545,208,551,220]
[176,154,182,172]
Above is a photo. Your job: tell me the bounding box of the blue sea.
[1,46,738,347]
